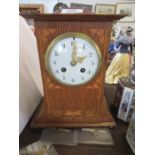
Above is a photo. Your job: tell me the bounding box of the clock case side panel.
[31,28,51,124]
[31,20,115,128]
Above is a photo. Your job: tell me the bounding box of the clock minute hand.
[71,42,77,66]
[71,42,77,60]
[71,51,77,61]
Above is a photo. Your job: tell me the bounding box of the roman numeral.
[62,43,65,49]
[62,76,65,80]
[81,76,84,80]
[54,51,59,56]
[53,60,56,64]
[91,61,95,66]
[89,52,93,57]
[71,79,75,83]
[55,70,59,74]
[88,70,91,75]
[83,44,85,50]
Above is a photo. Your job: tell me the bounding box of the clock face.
[45,33,102,86]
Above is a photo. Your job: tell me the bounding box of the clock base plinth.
[31,97,116,128]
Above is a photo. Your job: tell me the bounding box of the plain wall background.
[19,0,135,28]
[19,0,121,13]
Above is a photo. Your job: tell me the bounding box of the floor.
[19,84,134,155]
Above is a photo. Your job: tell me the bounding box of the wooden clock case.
[21,14,126,128]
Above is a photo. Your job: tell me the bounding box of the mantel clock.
[21,14,125,128]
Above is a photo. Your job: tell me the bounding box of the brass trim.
[45,32,103,86]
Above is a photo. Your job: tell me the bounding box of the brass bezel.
[45,32,103,86]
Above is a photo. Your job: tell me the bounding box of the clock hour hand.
[76,56,87,64]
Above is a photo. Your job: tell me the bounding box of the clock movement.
[21,14,125,128]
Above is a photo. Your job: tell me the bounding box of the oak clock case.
[21,14,126,128]
[45,33,102,86]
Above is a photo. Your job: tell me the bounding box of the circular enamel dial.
[45,33,102,86]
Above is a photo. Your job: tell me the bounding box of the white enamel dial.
[45,33,102,86]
